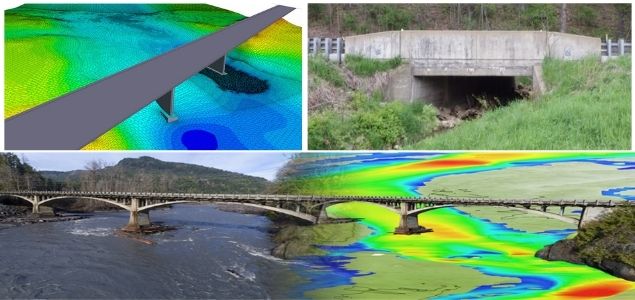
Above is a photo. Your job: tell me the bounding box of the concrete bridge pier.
[316,204,330,224]
[123,198,150,232]
[394,202,429,234]
[31,195,40,214]
[208,55,227,75]
[156,89,177,123]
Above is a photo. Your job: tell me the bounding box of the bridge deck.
[411,59,536,76]
[1,191,630,208]
[5,5,294,150]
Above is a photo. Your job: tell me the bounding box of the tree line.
[309,4,631,40]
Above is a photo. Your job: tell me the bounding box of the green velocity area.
[411,56,631,150]
[418,162,634,200]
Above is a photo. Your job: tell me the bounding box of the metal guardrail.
[308,37,345,63]
[601,38,630,57]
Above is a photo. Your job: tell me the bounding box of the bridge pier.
[207,55,227,75]
[156,89,178,123]
[394,202,429,234]
[316,204,330,224]
[122,198,151,232]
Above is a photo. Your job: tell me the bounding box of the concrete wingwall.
[344,30,601,62]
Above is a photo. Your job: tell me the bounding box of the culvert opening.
[413,75,531,127]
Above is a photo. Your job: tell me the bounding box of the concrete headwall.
[345,30,601,62]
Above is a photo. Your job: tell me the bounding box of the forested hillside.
[40,156,270,194]
[309,4,631,39]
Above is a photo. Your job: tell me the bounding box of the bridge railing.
[602,38,631,57]
[0,191,632,207]
[308,37,345,64]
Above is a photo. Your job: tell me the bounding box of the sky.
[20,152,292,181]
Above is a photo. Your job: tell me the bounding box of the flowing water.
[0,205,301,299]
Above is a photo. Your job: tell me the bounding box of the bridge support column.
[394,202,429,235]
[316,204,329,224]
[31,196,40,214]
[156,89,178,123]
[123,198,150,232]
[208,55,227,75]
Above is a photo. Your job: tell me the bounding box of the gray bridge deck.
[1,190,627,207]
[1,191,629,233]
[5,5,294,150]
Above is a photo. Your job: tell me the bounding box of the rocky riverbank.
[536,239,635,281]
[212,203,371,259]
[535,206,635,281]
[0,204,87,226]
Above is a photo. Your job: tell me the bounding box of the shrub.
[308,110,349,150]
[309,90,439,150]
[309,56,345,87]
[345,54,402,77]
[351,105,405,149]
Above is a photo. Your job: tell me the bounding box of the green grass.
[345,54,402,77]
[309,92,437,150]
[309,56,345,87]
[409,56,631,150]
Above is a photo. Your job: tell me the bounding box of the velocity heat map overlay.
[5,4,301,150]
[287,152,635,299]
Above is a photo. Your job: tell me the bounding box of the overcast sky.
[19,152,292,181]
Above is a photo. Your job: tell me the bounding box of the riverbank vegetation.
[309,55,631,150]
[410,56,631,149]
[309,4,630,39]
[537,206,635,281]
[0,155,270,212]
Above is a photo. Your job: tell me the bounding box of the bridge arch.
[308,200,400,215]
[407,204,454,216]
[506,206,578,225]
[38,196,131,211]
[138,201,200,212]
[215,202,317,223]
[0,194,35,206]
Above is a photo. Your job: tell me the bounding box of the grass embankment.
[410,56,631,150]
[309,55,438,149]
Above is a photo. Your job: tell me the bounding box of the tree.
[560,4,567,33]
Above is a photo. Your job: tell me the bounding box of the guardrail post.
[619,39,625,55]
[324,37,331,59]
[607,39,612,57]
[312,38,318,56]
[336,37,342,64]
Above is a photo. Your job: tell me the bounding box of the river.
[0,204,302,299]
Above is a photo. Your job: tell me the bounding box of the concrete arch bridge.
[0,191,629,234]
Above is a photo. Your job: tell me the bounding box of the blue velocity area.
[288,243,376,298]
[181,130,218,150]
[602,187,635,201]
[437,271,557,300]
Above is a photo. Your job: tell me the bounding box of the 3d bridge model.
[5,5,294,150]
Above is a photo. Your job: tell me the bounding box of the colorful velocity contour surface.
[5,4,301,150]
[287,152,635,299]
